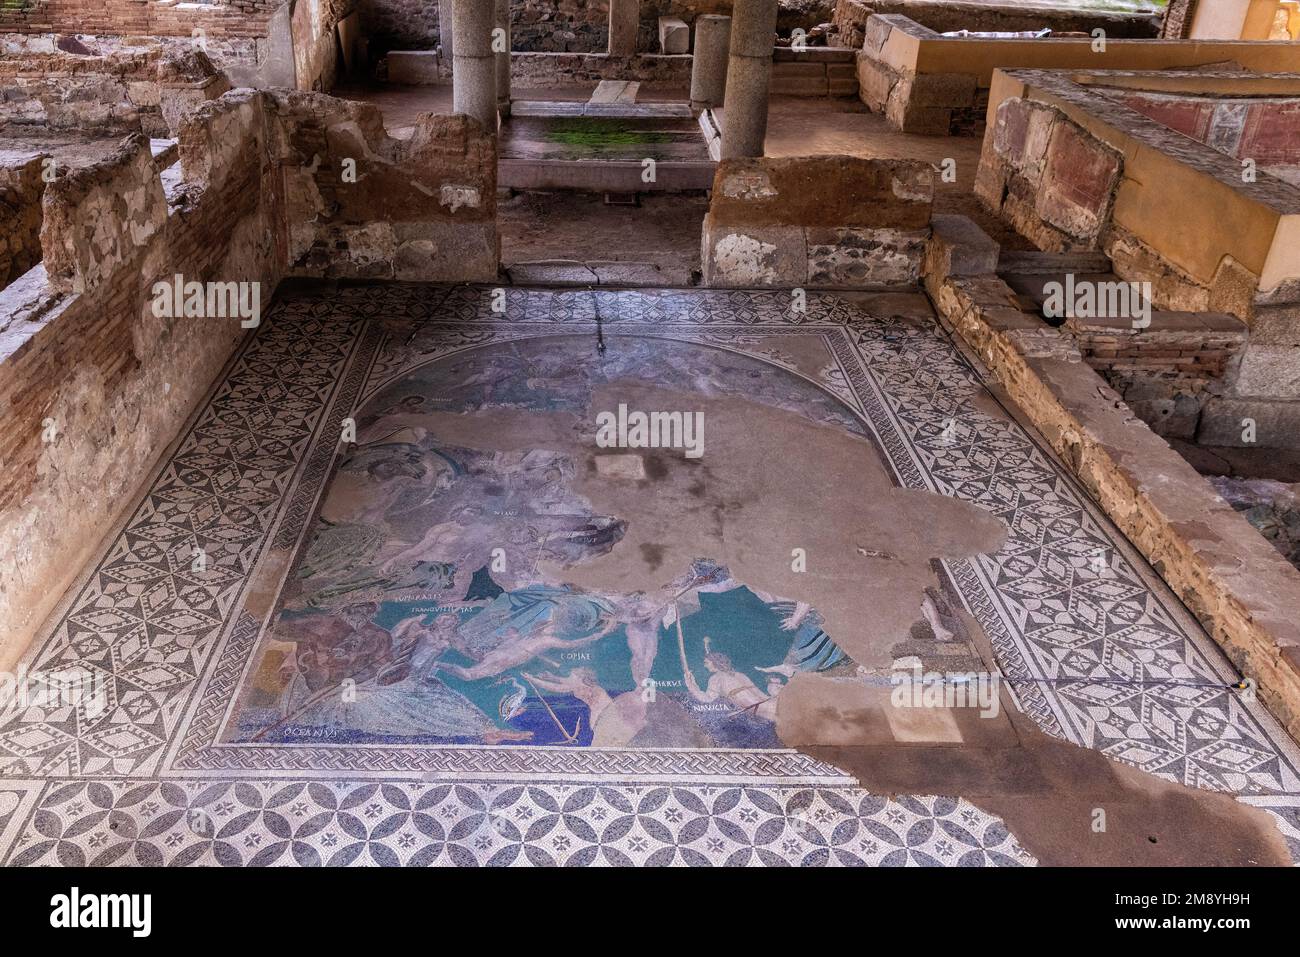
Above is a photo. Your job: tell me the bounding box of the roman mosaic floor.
[2,285,1299,866]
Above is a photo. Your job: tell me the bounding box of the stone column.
[720,0,778,160]
[438,0,454,60]
[495,0,512,117]
[690,14,731,111]
[608,0,640,55]
[452,0,497,132]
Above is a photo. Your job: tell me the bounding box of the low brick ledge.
[924,218,1300,743]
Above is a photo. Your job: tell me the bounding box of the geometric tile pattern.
[5,780,1032,867]
[1,285,1297,866]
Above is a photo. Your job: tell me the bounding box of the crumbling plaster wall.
[0,49,231,138]
[0,0,280,84]
[0,87,499,669]
[701,155,932,287]
[0,101,283,671]
[272,91,499,281]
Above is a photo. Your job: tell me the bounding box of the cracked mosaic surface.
[1,286,1297,866]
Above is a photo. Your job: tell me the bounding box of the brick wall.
[0,0,278,40]
[701,155,932,287]
[0,85,497,666]
[923,219,1300,744]
[1069,313,1247,390]
[1065,311,1248,439]
[0,52,166,134]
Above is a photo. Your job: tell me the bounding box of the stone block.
[892,101,951,136]
[908,72,978,109]
[1251,302,1300,347]
[992,97,1056,172]
[1198,397,1300,448]
[658,17,690,55]
[855,54,897,112]
[1234,344,1300,399]
[926,214,1001,280]
[864,16,894,54]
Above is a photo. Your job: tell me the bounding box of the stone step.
[589,79,640,105]
[1006,270,1247,335]
[1002,271,1120,320]
[772,61,828,78]
[997,249,1114,276]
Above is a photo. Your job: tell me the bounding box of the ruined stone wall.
[0,0,357,90]
[0,48,231,137]
[0,85,499,667]
[701,155,932,287]
[271,91,499,281]
[0,0,279,38]
[0,52,161,134]
[977,77,1300,412]
[1066,312,1248,440]
[923,216,1300,743]
[0,96,286,668]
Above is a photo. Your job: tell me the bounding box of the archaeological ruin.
[2,0,1300,889]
